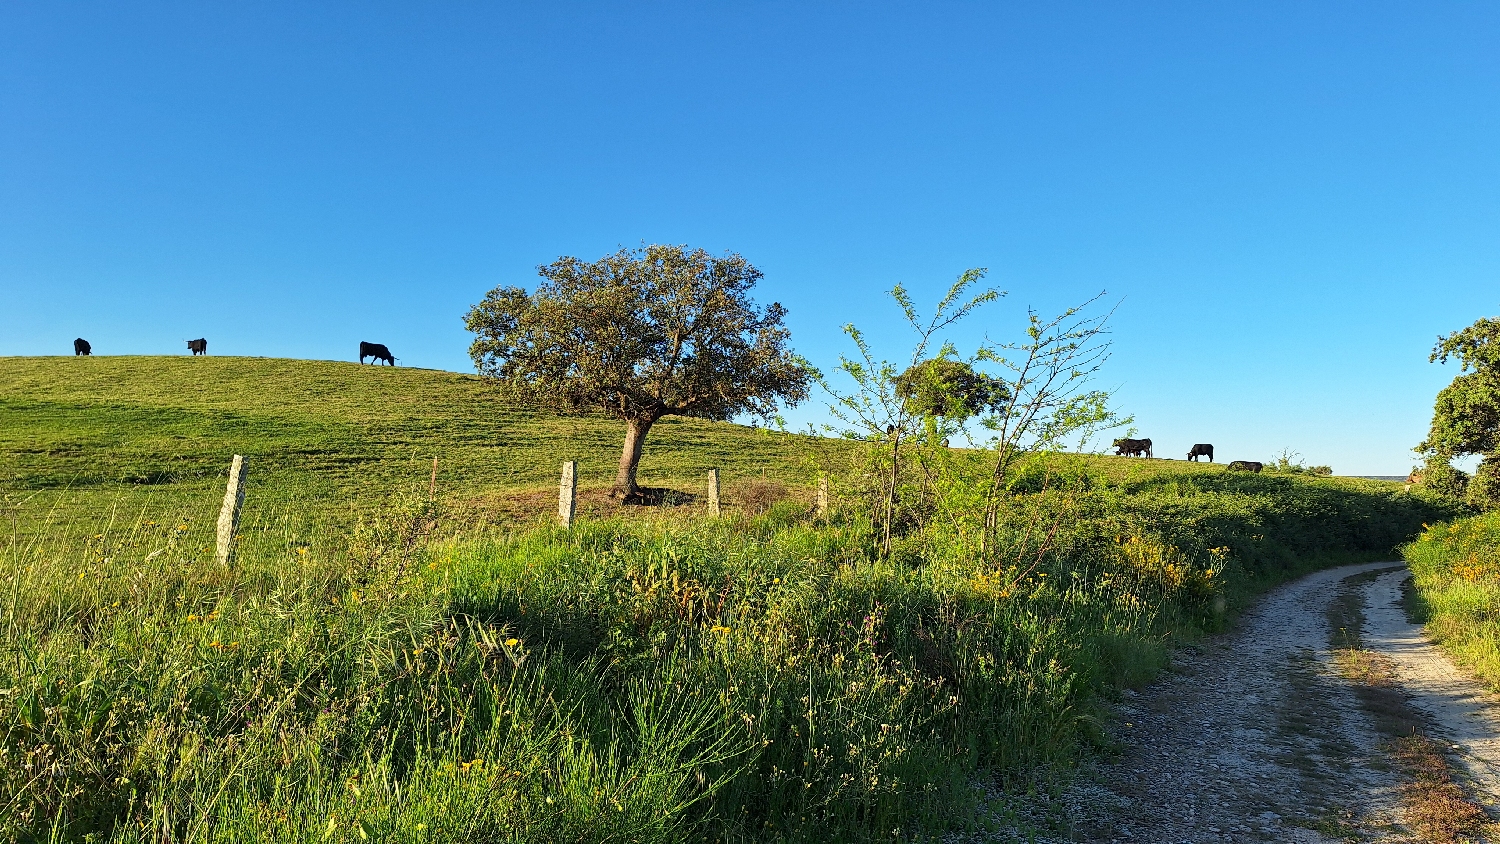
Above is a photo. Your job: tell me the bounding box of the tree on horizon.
[464,244,813,502]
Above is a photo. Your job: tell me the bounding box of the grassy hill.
[0,354,1437,571]
[0,355,843,536]
[0,353,1399,504]
[0,354,1460,843]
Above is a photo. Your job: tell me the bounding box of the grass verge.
[1404,511,1500,690]
[1327,569,1490,842]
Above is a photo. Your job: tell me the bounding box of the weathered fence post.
[558,461,577,528]
[707,469,720,517]
[429,456,438,498]
[216,455,248,566]
[816,475,829,519]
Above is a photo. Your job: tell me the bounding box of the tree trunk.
[612,415,659,501]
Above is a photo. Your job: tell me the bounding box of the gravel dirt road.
[1006,561,1500,843]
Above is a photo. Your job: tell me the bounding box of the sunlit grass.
[0,354,1454,841]
[1405,512,1500,690]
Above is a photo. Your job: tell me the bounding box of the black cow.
[1228,460,1264,473]
[1187,443,1214,462]
[187,338,208,355]
[359,341,395,365]
[1112,437,1153,458]
[73,338,91,356]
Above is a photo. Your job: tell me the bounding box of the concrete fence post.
[816,475,830,519]
[707,469,720,517]
[558,461,577,528]
[216,455,248,566]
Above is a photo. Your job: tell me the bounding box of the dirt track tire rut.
[1050,562,1421,843]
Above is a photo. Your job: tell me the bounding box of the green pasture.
[1,355,1405,539]
[0,355,1458,842]
[0,356,841,539]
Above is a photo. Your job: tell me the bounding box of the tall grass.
[1,463,1450,842]
[1403,511,1500,690]
[1,353,1455,839]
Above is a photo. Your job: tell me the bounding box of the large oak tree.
[465,245,812,501]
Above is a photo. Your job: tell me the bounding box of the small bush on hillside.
[1264,449,1330,476]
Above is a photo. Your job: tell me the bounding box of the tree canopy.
[1420,316,1500,507]
[465,244,812,500]
[892,358,1009,421]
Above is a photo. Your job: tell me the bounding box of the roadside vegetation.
[1402,312,1500,695]
[3,269,1455,841]
[1403,513,1500,691]
[2,359,1450,842]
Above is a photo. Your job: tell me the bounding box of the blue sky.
[3,2,1498,474]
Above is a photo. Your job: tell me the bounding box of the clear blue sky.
[3,3,1497,474]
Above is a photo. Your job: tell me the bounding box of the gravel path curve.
[1054,561,1418,843]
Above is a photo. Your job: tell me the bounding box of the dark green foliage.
[1468,458,1500,511]
[892,358,1008,420]
[1421,371,1500,458]
[1421,316,1500,509]
[1421,455,1470,501]
[1094,467,1452,582]
[464,245,813,499]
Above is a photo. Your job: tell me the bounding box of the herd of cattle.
[70,337,398,366]
[1111,437,1264,472]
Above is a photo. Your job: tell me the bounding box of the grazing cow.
[186,338,208,355]
[73,338,91,356]
[359,341,396,366]
[1112,437,1153,458]
[1228,460,1264,473]
[1187,443,1214,462]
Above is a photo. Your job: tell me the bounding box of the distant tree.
[1420,317,1500,507]
[464,245,813,502]
[893,358,1009,421]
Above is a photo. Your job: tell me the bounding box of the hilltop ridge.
[0,355,829,520]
